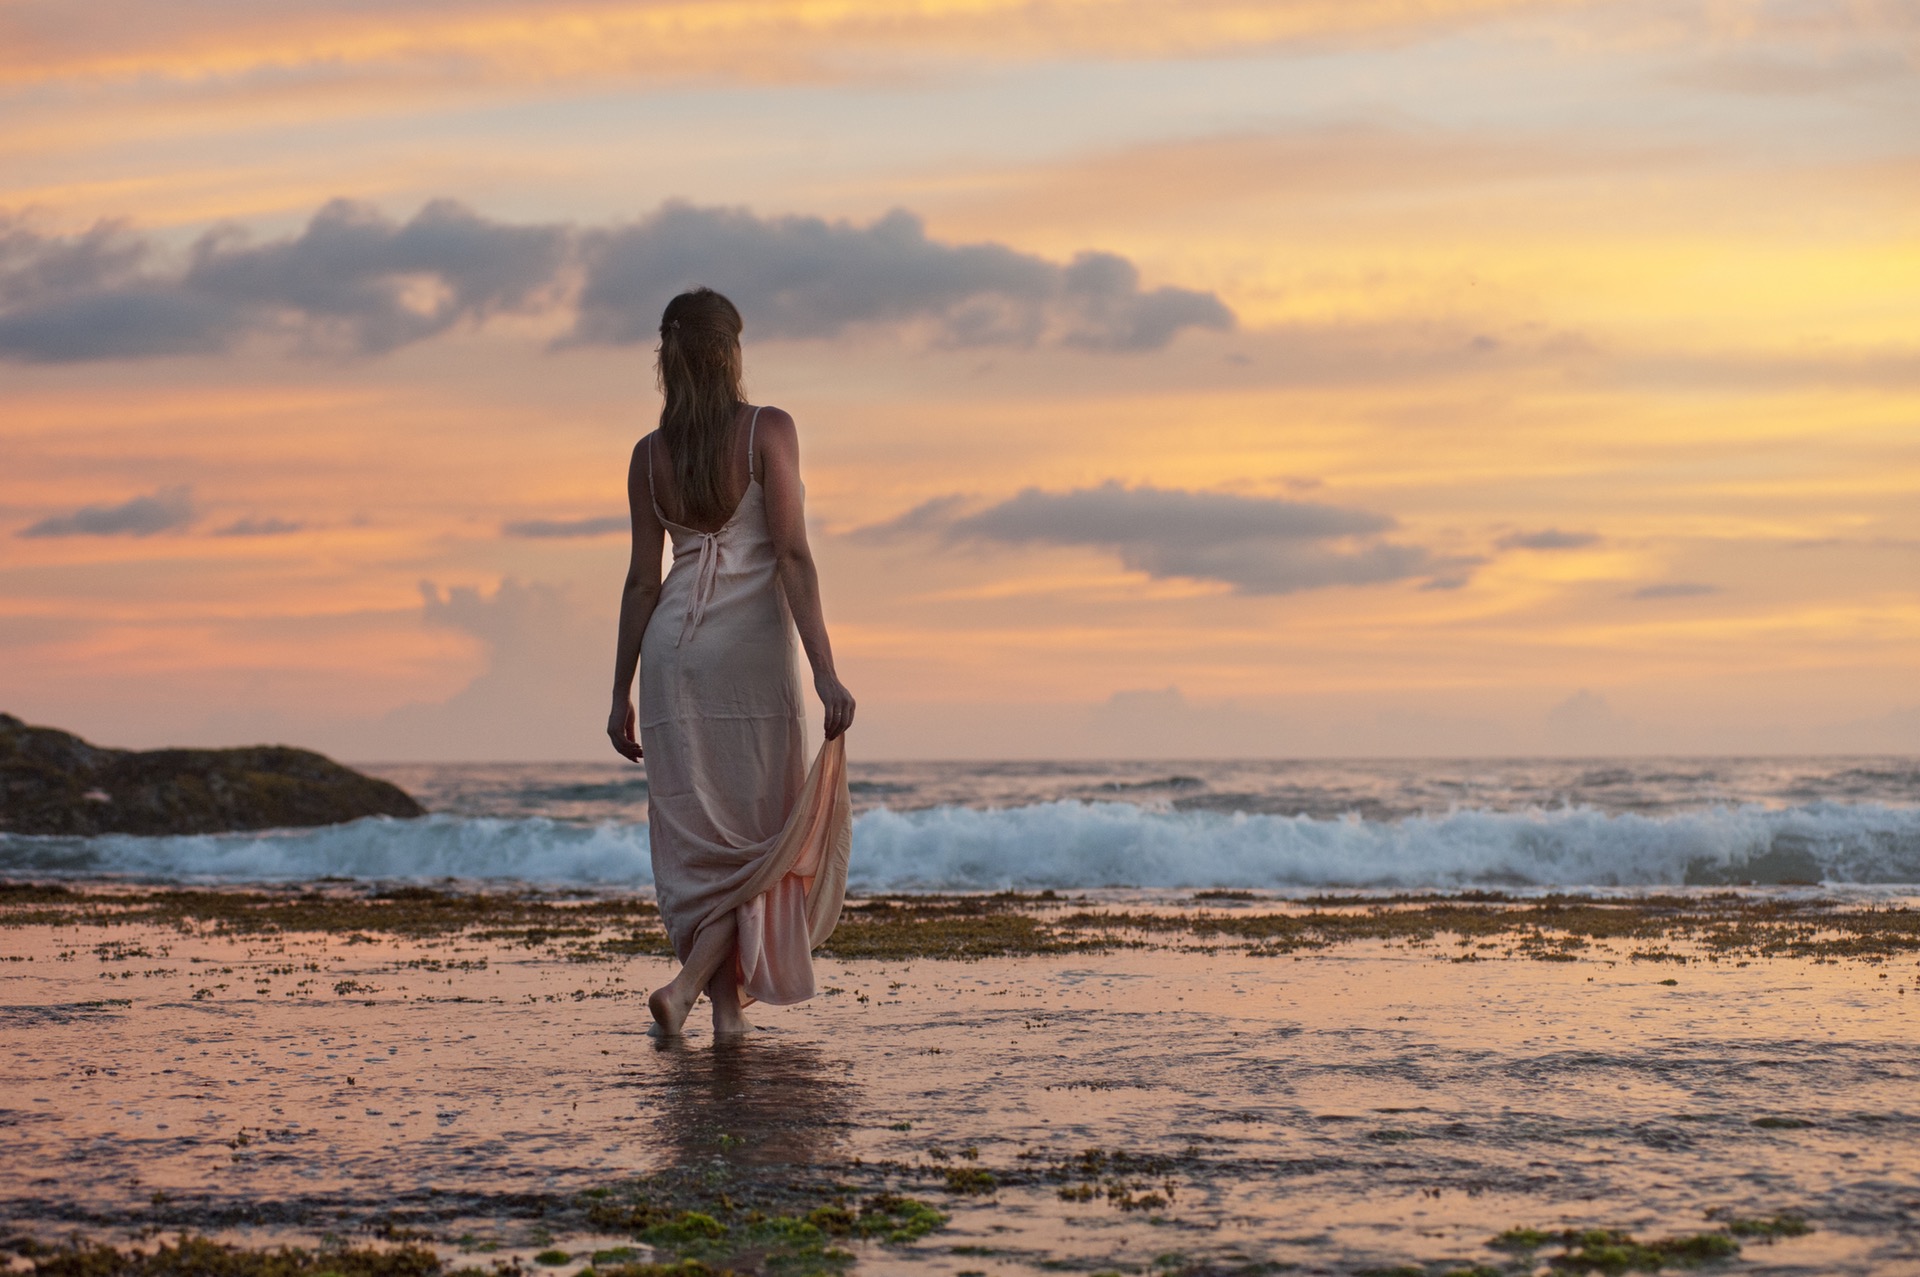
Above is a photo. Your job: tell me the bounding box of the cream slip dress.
[639,406,852,1005]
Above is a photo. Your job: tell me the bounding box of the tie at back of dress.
[649,407,764,648]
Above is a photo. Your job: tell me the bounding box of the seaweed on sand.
[580,1173,947,1274]
[8,1180,946,1277]
[1716,1212,1813,1240]
[1490,1224,1748,1272]
[6,884,1919,963]
[0,884,660,940]
[819,896,1122,960]
[7,1235,447,1276]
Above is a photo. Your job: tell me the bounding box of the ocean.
[3,754,1918,890]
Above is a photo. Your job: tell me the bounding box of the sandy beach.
[3,885,1917,1274]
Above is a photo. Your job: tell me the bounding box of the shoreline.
[5,880,1920,963]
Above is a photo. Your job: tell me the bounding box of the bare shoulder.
[626,431,658,492]
[753,405,797,438]
[752,406,799,459]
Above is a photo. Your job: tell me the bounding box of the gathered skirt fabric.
[639,478,851,1005]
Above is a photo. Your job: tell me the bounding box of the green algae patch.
[1485,1226,1742,1272]
[1491,1227,1553,1251]
[1557,1228,1738,1271]
[580,1175,946,1276]
[842,1194,947,1243]
[1018,1144,1184,1215]
[1721,1213,1812,1239]
[9,1235,446,1276]
[642,1212,729,1247]
[591,1247,641,1264]
[942,1167,997,1196]
[0,882,662,942]
[634,1210,857,1274]
[819,897,1124,961]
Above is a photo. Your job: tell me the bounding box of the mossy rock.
[0,713,423,834]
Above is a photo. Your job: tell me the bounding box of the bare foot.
[648,985,692,1037]
[712,1006,754,1037]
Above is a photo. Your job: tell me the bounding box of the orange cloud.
[0,0,1576,90]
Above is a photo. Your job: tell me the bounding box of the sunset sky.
[2,0,1916,760]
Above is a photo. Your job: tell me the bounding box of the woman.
[606,287,856,1039]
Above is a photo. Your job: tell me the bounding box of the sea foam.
[0,816,651,886]
[849,800,1920,889]
[4,799,1920,889]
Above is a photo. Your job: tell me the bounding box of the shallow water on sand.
[3,908,1918,1273]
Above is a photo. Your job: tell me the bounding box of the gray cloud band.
[502,515,630,538]
[569,203,1232,351]
[0,201,567,360]
[17,486,195,538]
[855,481,1476,595]
[1629,582,1719,600]
[1495,528,1601,551]
[0,200,1232,363]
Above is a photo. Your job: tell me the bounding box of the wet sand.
[3,886,1918,1274]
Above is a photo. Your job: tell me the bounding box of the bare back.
[647,403,758,534]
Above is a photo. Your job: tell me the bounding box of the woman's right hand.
[816,672,856,740]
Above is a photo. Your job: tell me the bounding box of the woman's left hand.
[816,672,856,741]
[607,699,643,762]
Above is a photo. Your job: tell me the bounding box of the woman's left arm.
[759,409,856,740]
[607,436,666,761]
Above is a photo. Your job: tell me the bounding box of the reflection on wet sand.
[634,1034,855,1172]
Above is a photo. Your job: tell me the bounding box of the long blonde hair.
[656,288,745,525]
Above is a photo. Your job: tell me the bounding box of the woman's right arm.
[608,436,666,761]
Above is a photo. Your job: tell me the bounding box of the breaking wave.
[849,800,1920,890]
[5,799,1920,890]
[0,817,651,886]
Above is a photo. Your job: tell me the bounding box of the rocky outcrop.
[0,714,424,835]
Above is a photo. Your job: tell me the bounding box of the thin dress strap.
[645,433,663,520]
[746,405,762,483]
